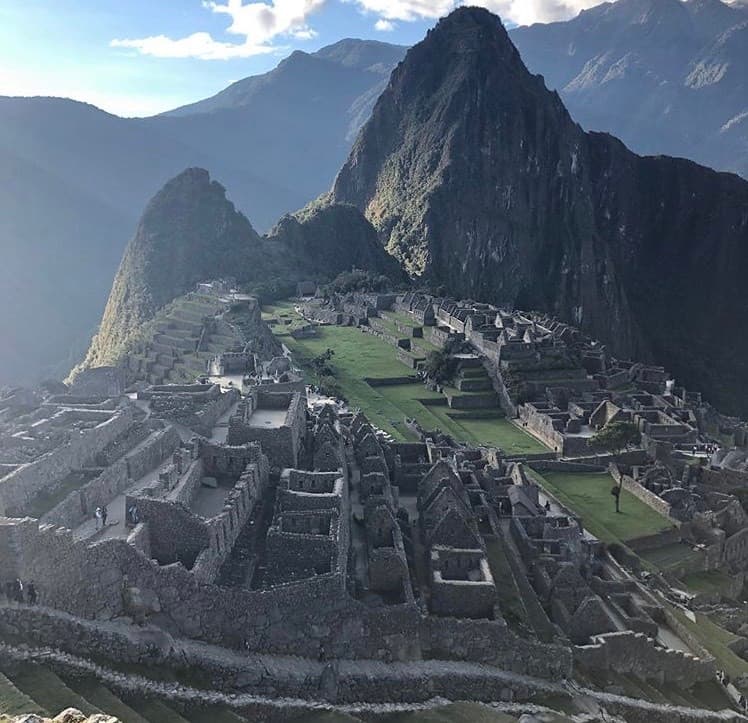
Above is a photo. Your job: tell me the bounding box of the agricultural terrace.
[262,301,547,455]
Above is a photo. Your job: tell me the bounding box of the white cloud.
[111,0,326,60]
[350,0,602,26]
[110,0,613,62]
[471,0,603,25]
[374,18,396,30]
[350,0,455,22]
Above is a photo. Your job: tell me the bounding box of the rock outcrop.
[332,7,748,415]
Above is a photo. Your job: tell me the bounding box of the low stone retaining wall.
[530,460,606,473]
[364,376,419,387]
[574,630,715,689]
[610,465,673,520]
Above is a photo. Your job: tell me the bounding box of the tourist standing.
[95,506,103,530]
[26,581,37,605]
[101,505,108,528]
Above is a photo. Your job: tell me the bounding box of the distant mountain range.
[510,0,748,178]
[0,39,406,386]
[5,0,748,391]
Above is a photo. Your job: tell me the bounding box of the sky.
[0,0,675,117]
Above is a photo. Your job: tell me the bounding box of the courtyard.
[264,302,547,455]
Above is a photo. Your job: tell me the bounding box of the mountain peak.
[331,4,748,414]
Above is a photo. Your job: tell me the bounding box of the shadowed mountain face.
[510,0,748,179]
[80,168,398,372]
[0,40,405,384]
[0,40,406,387]
[332,7,748,414]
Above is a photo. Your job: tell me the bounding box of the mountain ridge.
[0,39,407,387]
[509,0,748,178]
[331,5,748,414]
[79,168,400,373]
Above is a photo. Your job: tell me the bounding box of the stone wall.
[574,631,715,688]
[0,407,135,516]
[610,466,674,519]
[421,617,571,680]
[126,426,182,482]
[41,427,182,530]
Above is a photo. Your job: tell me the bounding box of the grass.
[668,606,748,682]
[528,470,674,545]
[270,304,548,453]
[381,703,520,722]
[0,672,45,718]
[638,542,704,572]
[9,664,100,717]
[681,570,736,598]
[67,679,149,723]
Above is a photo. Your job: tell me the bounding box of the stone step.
[0,671,46,718]
[67,678,150,723]
[155,334,199,352]
[456,377,493,392]
[129,698,193,723]
[9,663,102,717]
[186,706,248,723]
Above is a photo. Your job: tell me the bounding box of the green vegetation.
[9,664,100,717]
[322,269,392,295]
[638,543,703,572]
[528,470,674,545]
[0,672,45,718]
[681,570,736,598]
[423,349,457,385]
[668,607,748,681]
[269,303,546,453]
[381,703,521,723]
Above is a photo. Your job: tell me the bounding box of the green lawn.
[668,607,748,682]
[681,570,736,598]
[528,470,675,545]
[639,543,704,572]
[272,307,548,453]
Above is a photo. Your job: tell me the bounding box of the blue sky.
[0,0,600,117]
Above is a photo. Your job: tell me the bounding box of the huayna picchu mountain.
[332,6,748,415]
[79,168,399,372]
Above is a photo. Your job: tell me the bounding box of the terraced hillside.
[264,301,546,455]
[123,294,242,387]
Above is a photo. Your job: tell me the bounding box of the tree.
[311,348,335,377]
[589,421,642,513]
[423,350,457,385]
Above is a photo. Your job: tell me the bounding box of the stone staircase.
[125,296,243,387]
[0,663,260,723]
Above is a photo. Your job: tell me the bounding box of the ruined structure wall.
[611,469,673,519]
[420,616,571,680]
[125,426,182,482]
[41,427,183,530]
[0,407,135,516]
[574,631,714,688]
[42,458,129,529]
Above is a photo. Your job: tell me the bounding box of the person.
[101,505,108,527]
[128,504,139,526]
[545,500,552,512]
[26,581,37,605]
[12,578,23,603]
[94,506,103,530]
